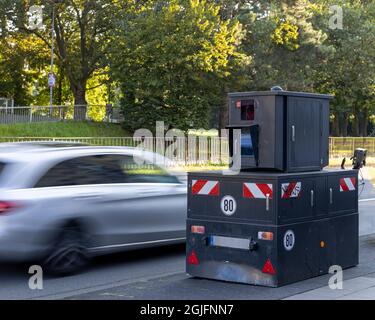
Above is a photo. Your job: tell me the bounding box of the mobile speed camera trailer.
[186,89,359,287]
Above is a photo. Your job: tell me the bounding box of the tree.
[0,10,51,106]
[111,0,243,132]
[238,0,327,91]
[312,0,375,136]
[2,0,121,118]
[214,0,251,130]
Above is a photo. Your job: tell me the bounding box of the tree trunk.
[332,114,340,136]
[359,111,368,137]
[219,93,229,133]
[352,109,360,137]
[72,83,87,121]
[218,82,229,134]
[339,112,348,137]
[57,64,63,106]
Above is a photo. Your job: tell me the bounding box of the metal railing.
[329,137,375,157]
[0,136,230,166]
[0,105,123,124]
[0,136,373,166]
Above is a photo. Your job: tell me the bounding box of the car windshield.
[0,162,7,185]
[0,162,5,174]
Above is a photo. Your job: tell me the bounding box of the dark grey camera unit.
[186,169,358,287]
[227,90,332,172]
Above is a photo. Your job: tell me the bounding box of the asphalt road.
[0,178,374,300]
[0,244,185,300]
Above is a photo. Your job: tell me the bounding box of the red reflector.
[0,201,18,215]
[262,258,276,275]
[191,225,205,234]
[187,250,199,265]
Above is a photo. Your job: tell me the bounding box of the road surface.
[0,178,374,300]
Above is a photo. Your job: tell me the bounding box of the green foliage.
[311,0,375,136]
[0,0,374,136]
[110,0,243,132]
[0,34,47,105]
[0,121,127,137]
[238,0,327,91]
[272,20,300,50]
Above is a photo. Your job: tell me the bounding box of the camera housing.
[227,90,333,172]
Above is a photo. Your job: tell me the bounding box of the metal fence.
[0,136,230,166]
[329,137,375,157]
[0,105,123,124]
[0,136,373,166]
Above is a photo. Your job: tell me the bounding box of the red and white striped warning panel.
[192,180,220,196]
[281,182,302,199]
[243,183,273,199]
[340,177,356,192]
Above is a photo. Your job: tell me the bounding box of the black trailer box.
[186,169,358,287]
[227,91,332,172]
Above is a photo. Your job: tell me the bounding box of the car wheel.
[43,224,89,276]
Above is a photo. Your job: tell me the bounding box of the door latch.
[292,125,295,142]
[329,188,333,204]
[266,194,270,211]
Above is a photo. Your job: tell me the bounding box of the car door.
[29,155,122,248]
[32,153,186,249]
[96,154,186,247]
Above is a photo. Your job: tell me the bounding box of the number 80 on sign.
[283,230,295,251]
[220,195,237,216]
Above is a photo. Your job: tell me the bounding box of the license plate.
[208,235,250,250]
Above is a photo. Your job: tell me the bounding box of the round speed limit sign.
[220,195,237,216]
[283,230,295,251]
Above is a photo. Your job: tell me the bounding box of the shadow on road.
[0,243,186,280]
[91,243,185,267]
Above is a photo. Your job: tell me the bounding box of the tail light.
[0,201,18,215]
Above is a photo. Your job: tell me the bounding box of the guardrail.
[0,105,122,124]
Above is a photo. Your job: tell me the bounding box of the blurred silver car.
[0,143,187,275]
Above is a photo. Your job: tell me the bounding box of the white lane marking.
[359,198,375,203]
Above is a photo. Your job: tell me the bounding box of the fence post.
[29,107,32,123]
[352,138,355,154]
[329,137,333,156]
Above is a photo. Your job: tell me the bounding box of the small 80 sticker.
[283,230,295,251]
[220,195,237,216]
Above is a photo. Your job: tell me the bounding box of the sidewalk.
[285,276,375,300]
[66,234,375,300]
